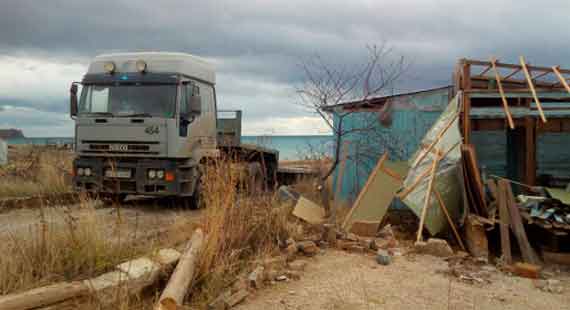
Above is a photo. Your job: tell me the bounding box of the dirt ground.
[0,199,203,243]
[237,250,570,310]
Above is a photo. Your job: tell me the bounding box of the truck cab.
[70,52,219,203]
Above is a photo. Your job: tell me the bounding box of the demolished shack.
[326,57,570,259]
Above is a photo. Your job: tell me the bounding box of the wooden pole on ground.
[156,229,205,310]
[0,282,88,310]
[433,188,466,251]
[552,66,570,94]
[520,56,547,123]
[491,57,515,129]
[416,155,440,242]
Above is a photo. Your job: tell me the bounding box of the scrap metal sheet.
[402,94,464,235]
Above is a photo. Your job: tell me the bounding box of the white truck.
[70,52,278,206]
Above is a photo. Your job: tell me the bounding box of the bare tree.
[296,44,407,187]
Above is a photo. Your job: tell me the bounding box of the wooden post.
[552,66,570,94]
[416,155,440,242]
[462,62,472,144]
[491,57,515,129]
[497,179,512,265]
[156,230,205,310]
[520,56,547,123]
[433,188,466,251]
[524,117,536,186]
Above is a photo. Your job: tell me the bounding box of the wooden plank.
[520,56,547,123]
[416,155,440,242]
[497,179,512,265]
[504,67,522,80]
[552,66,570,94]
[491,57,515,129]
[462,63,472,144]
[342,154,404,231]
[412,114,459,168]
[399,142,460,200]
[462,144,488,216]
[433,188,466,251]
[504,182,541,265]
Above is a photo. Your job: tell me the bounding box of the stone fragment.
[376,249,392,265]
[323,223,337,246]
[248,266,265,289]
[262,256,287,271]
[346,233,359,242]
[336,240,358,251]
[349,220,380,237]
[414,238,454,257]
[285,270,301,280]
[377,224,395,239]
[275,275,288,282]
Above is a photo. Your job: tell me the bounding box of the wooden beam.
[463,63,472,143]
[491,57,515,129]
[497,179,512,265]
[520,56,547,123]
[504,182,541,265]
[504,67,522,80]
[524,117,536,186]
[463,58,570,75]
[416,155,440,242]
[478,65,492,76]
[552,66,570,94]
[433,188,466,251]
[532,70,552,81]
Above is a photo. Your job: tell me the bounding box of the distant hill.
[0,129,25,139]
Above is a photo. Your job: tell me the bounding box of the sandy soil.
[237,250,570,310]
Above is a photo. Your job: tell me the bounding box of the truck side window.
[179,83,198,137]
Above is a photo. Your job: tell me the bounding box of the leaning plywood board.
[402,94,464,235]
[545,187,570,205]
[342,156,408,231]
[293,196,326,224]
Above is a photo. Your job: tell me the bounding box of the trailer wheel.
[247,162,264,194]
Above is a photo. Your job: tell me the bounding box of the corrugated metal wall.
[333,88,451,202]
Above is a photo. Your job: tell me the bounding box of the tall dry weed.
[0,197,142,295]
[191,159,292,306]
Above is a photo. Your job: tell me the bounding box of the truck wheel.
[187,176,202,210]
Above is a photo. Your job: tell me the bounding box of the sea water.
[5,135,334,160]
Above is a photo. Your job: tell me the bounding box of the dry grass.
[0,197,147,296]
[189,159,295,307]
[0,146,72,198]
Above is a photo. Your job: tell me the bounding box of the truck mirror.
[70,83,79,117]
[188,95,202,116]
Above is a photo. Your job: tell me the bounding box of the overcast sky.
[1,0,569,136]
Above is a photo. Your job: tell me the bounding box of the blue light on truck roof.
[120,75,129,80]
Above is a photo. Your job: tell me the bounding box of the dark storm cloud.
[1,0,570,134]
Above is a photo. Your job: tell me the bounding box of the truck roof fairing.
[88,52,216,84]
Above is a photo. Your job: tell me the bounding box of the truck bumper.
[73,157,199,197]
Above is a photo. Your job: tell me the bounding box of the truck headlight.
[84,168,92,177]
[148,169,156,179]
[77,167,85,176]
[156,170,164,179]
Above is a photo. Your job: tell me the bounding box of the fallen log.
[0,282,88,310]
[0,248,182,310]
[156,229,205,310]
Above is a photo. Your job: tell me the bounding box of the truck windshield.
[79,84,177,118]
